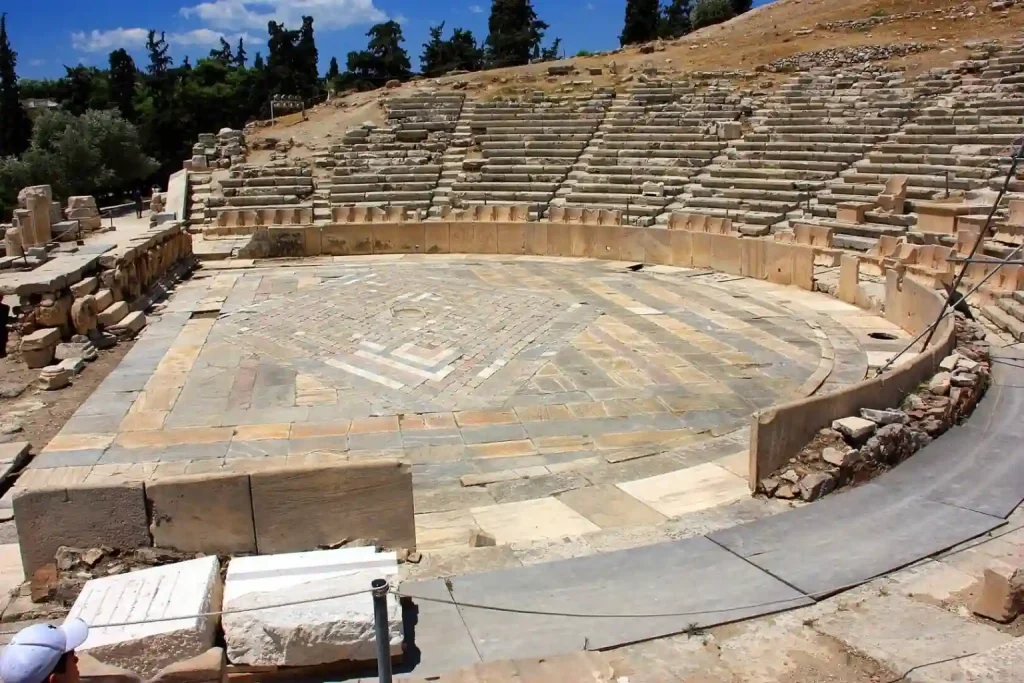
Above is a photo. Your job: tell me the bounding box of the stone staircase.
[449,93,613,219]
[984,290,1024,341]
[327,92,465,216]
[203,164,315,224]
[555,82,733,226]
[685,68,913,229]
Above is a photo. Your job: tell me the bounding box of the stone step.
[451,190,553,202]
[590,149,718,161]
[453,182,558,192]
[839,171,977,191]
[997,296,1024,324]
[329,190,433,202]
[834,233,879,252]
[984,304,1024,341]
[564,192,670,206]
[853,161,995,180]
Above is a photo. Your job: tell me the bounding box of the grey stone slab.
[875,426,1024,519]
[27,449,105,469]
[285,436,348,455]
[402,536,811,663]
[459,424,527,445]
[347,431,403,451]
[398,579,482,677]
[74,392,139,417]
[59,414,127,435]
[910,634,1024,683]
[227,440,291,459]
[94,372,153,394]
[95,446,164,465]
[708,482,1004,597]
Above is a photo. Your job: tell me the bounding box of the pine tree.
[0,13,32,157]
[659,0,692,38]
[210,37,234,64]
[235,37,247,68]
[485,0,548,68]
[365,21,411,82]
[421,23,446,77]
[326,56,340,81]
[253,52,265,71]
[108,48,138,122]
[620,0,661,46]
[422,23,484,77]
[297,16,319,95]
[449,29,484,72]
[145,30,172,76]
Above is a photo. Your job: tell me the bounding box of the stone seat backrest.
[548,207,566,223]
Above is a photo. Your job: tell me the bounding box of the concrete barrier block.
[250,462,416,554]
[146,473,256,555]
[15,483,151,575]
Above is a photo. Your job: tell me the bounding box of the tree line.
[620,0,753,46]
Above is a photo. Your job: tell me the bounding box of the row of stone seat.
[556,83,744,225]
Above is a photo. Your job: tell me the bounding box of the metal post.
[372,578,393,683]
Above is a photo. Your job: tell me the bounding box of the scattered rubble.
[972,567,1024,623]
[762,43,934,72]
[816,4,979,31]
[760,315,991,503]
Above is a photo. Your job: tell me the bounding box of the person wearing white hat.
[0,619,89,683]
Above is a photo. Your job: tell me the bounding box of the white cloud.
[71,28,150,53]
[469,4,483,12]
[586,2,596,8]
[394,13,408,24]
[180,0,386,31]
[71,26,255,53]
[29,59,46,67]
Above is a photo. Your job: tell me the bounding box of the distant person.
[0,619,90,683]
[0,301,9,359]
[132,188,143,219]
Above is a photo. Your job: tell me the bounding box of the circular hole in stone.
[869,331,899,341]
[392,307,426,320]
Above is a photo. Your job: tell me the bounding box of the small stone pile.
[761,43,934,73]
[816,3,979,31]
[189,128,247,171]
[760,314,991,502]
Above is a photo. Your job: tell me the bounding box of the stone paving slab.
[708,482,1004,597]
[401,536,813,665]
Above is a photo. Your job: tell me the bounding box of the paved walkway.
[7,256,908,553]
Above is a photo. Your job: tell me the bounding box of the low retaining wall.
[14,461,415,574]
[237,221,817,290]
[749,271,956,488]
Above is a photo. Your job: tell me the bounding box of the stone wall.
[748,271,957,488]
[235,220,818,290]
[14,461,415,574]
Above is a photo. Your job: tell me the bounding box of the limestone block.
[111,311,147,337]
[78,653,143,683]
[71,276,99,297]
[249,462,415,555]
[832,416,877,443]
[67,196,98,212]
[147,647,225,683]
[58,357,86,375]
[70,557,222,678]
[4,225,24,257]
[20,327,60,368]
[838,254,860,305]
[94,288,114,311]
[837,202,870,224]
[14,482,151,574]
[38,365,72,390]
[36,294,72,329]
[222,547,401,666]
[72,295,100,336]
[146,473,256,555]
[99,301,129,327]
[972,568,1024,623]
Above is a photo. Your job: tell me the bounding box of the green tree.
[0,13,32,158]
[326,56,340,81]
[660,0,692,38]
[0,108,157,215]
[297,16,319,93]
[108,49,138,121]
[253,52,265,71]
[343,20,411,88]
[421,23,484,77]
[145,30,172,76]
[209,37,234,64]
[485,0,549,68]
[620,0,660,46]
[235,37,248,68]
[539,37,561,61]
[730,0,752,15]
[60,66,110,116]
[691,0,734,29]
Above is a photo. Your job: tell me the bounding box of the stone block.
[147,647,224,683]
[929,372,952,396]
[56,341,98,362]
[71,276,99,297]
[20,328,60,368]
[222,547,401,666]
[112,311,147,337]
[98,301,129,327]
[70,557,222,678]
[146,473,256,555]
[94,288,114,311]
[972,567,1024,623]
[78,653,144,683]
[57,357,86,375]
[249,462,415,555]
[832,416,876,443]
[14,482,151,575]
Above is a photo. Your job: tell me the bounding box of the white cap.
[0,619,89,683]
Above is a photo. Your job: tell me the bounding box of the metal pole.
[372,578,393,683]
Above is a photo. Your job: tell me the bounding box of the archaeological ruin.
[3,23,1024,683]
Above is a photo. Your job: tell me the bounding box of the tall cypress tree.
[108,48,138,122]
[0,13,33,157]
[485,0,548,68]
[620,0,661,46]
[235,37,248,68]
[659,0,692,39]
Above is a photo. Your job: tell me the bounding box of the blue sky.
[5,0,770,81]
